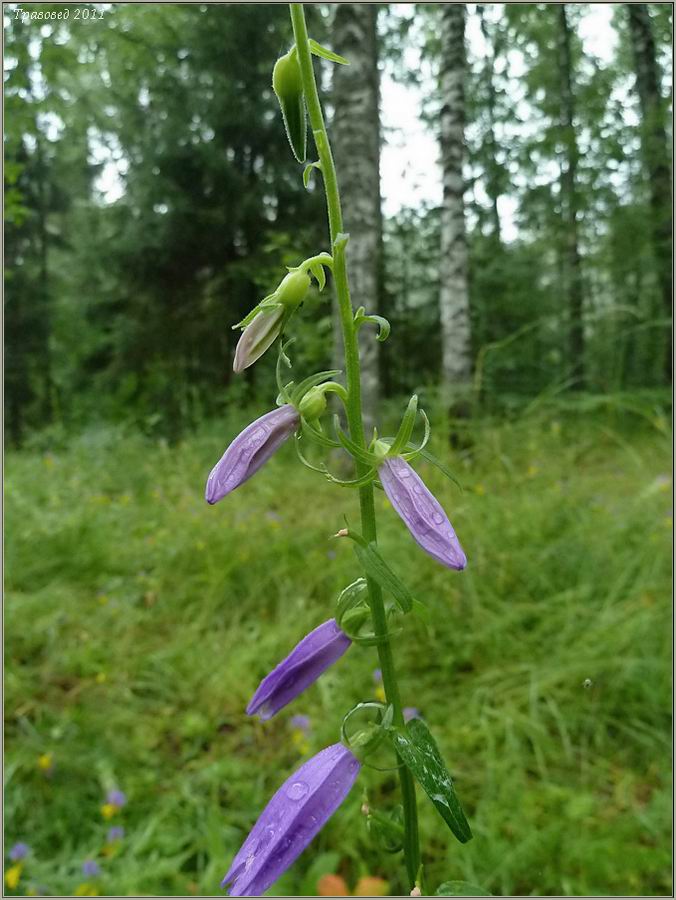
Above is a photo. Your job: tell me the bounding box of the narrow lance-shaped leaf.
[309,38,350,65]
[353,541,413,614]
[388,718,472,844]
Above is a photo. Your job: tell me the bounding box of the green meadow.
[5,397,672,897]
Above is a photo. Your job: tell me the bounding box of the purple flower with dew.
[403,707,420,722]
[9,843,30,861]
[205,405,300,504]
[247,620,351,720]
[233,307,285,374]
[107,827,125,842]
[82,860,100,877]
[290,714,311,734]
[221,743,360,896]
[106,789,126,807]
[379,456,467,570]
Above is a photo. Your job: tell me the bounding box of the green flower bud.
[297,385,327,422]
[272,48,307,163]
[276,269,311,310]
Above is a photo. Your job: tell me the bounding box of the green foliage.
[5,404,672,896]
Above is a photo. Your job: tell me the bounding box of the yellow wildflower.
[100,803,117,820]
[474,483,486,496]
[5,863,22,889]
[74,883,99,897]
[375,685,386,703]
[37,752,53,772]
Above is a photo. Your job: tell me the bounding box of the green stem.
[289,4,420,887]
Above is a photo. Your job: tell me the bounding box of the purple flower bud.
[247,620,351,720]
[9,843,30,861]
[106,789,126,807]
[82,860,100,877]
[205,405,300,504]
[233,306,285,374]
[221,743,360,896]
[379,456,467,570]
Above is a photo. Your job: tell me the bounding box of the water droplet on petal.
[286,780,309,801]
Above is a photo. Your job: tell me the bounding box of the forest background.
[4,3,673,898]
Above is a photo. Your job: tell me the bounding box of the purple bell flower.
[379,455,467,570]
[221,743,360,896]
[205,405,300,504]
[247,620,351,720]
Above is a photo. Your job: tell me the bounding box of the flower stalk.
[288,4,421,884]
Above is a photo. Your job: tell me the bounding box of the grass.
[4,398,672,897]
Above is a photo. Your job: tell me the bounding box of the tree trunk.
[332,4,383,433]
[439,3,472,407]
[477,4,502,244]
[557,4,585,388]
[627,3,672,382]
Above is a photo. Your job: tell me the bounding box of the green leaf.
[333,416,379,468]
[303,160,322,189]
[388,718,472,844]
[309,38,350,65]
[353,542,413,613]
[435,882,491,897]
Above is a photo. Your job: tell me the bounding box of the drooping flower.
[9,844,29,862]
[247,620,351,720]
[221,743,360,896]
[378,455,467,570]
[205,405,300,504]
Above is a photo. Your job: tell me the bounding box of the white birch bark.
[332,4,382,432]
[439,3,472,403]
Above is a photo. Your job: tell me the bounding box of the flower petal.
[222,743,360,897]
[233,306,285,374]
[379,456,467,569]
[247,620,351,720]
[205,405,299,504]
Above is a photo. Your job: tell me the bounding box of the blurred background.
[4,2,672,897]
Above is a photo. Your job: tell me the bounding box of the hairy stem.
[289,4,420,886]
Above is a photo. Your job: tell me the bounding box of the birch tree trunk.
[439,3,472,407]
[557,4,585,388]
[332,4,383,432]
[627,3,672,381]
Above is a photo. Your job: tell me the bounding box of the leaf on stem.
[353,542,413,614]
[309,38,350,65]
[388,718,472,844]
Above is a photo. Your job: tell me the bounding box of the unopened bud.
[410,886,422,897]
[233,306,285,374]
[334,528,349,538]
[277,269,311,309]
[272,48,306,163]
[298,386,327,422]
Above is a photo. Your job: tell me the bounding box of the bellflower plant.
[208,6,475,895]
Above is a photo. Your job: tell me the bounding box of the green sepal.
[353,541,413,614]
[326,467,377,489]
[272,47,307,163]
[309,261,326,291]
[388,718,472,844]
[231,295,279,330]
[354,310,391,343]
[411,598,430,626]
[309,38,350,66]
[435,882,491,897]
[303,161,322,189]
[413,448,463,490]
[335,578,368,622]
[389,394,419,457]
[294,433,329,475]
[400,409,431,459]
[301,419,341,449]
[333,416,379,468]
[290,370,341,408]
